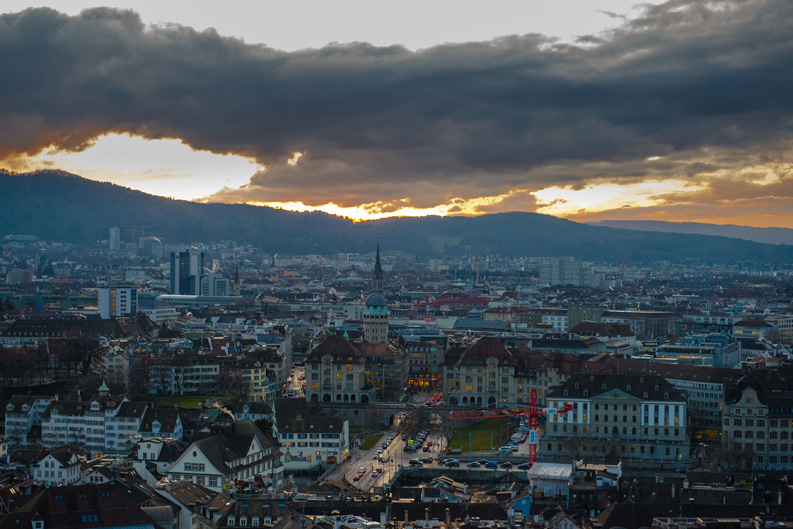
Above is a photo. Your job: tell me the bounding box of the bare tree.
[129,356,154,396]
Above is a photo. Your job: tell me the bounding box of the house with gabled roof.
[4,396,53,448]
[30,443,85,486]
[274,398,349,470]
[138,407,184,441]
[167,420,283,493]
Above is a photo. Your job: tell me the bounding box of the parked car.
[467,461,480,468]
[485,461,499,468]
[420,457,433,464]
[445,460,460,467]
[500,462,513,469]
[517,463,531,470]
[409,459,423,466]
[496,448,512,455]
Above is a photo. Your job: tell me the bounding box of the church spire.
[365,240,388,343]
[371,240,384,293]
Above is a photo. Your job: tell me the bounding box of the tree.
[75,337,99,376]
[254,418,273,436]
[129,356,153,397]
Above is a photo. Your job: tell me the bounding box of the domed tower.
[364,242,388,343]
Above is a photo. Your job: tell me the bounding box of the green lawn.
[361,432,385,451]
[447,418,520,452]
[154,395,238,409]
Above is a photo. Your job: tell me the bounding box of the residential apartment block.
[722,370,793,470]
[544,373,690,465]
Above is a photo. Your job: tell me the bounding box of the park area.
[446,417,521,452]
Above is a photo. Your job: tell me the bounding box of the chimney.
[445,508,451,527]
[425,507,430,521]
[405,510,409,523]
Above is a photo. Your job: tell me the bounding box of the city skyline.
[2,0,792,228]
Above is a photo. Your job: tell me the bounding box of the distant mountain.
[589,220,793,246]
[2,169,793,264]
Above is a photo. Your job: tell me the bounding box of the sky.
[1,0,792,227]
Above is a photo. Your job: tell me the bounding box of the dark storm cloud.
[2,0,793,206]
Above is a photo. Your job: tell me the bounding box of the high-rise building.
[200,273,231,296]
[169,250,205,295]
[98,286,138,319]
[540,256,603,287]
[108,227,121,250]
[138,236,164,258]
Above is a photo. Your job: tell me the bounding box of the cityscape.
[2,1,793,529]
[0,228,792,528]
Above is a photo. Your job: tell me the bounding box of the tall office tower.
[200,273,231,296]
[98,286,138,319]
[109,227,121,250]
[170,250,205,295]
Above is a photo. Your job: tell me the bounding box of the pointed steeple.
[371,240,383,293]
[364,240,388,343]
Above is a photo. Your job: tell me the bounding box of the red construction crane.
[446,388,572,468]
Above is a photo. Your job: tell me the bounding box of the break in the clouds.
[1,0,793,224]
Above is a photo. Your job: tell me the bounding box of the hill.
[2,169,793,264]
[589,220,793,246]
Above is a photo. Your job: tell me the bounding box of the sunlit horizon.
[5,133,792,230]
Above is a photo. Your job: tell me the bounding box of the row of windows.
[281,433,339,439]
[548,443,680,456]
[282,441,339,448]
